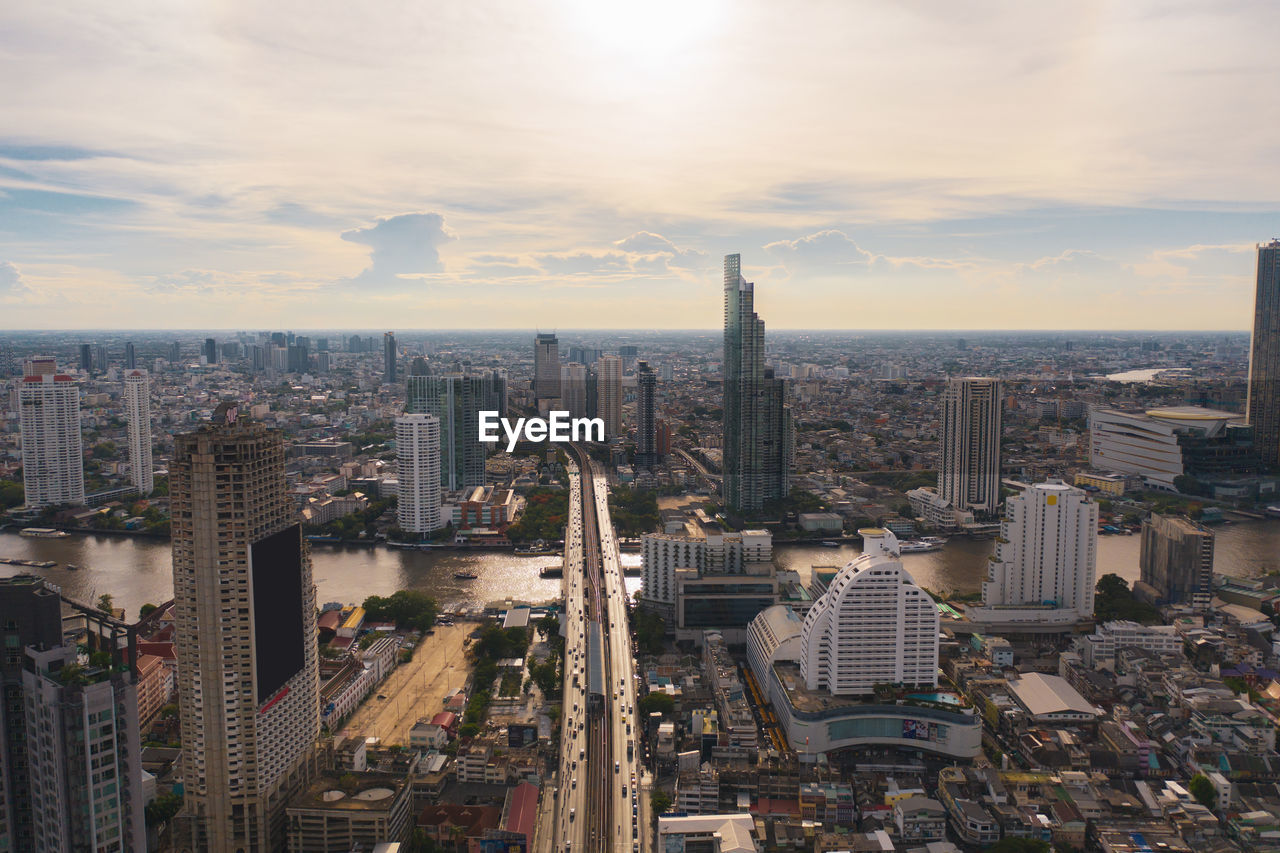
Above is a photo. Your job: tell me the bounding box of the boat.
[19,528,68,539]
[453,572,478,580]
[820,540,840,547]
[538,566,563,579]
[899,540,943,553]
[65,564,79,571]
[514,546,554,556]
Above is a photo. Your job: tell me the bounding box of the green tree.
[144,792,183,827]
[0,481,24,509]
[1189,773,1217,810]
[1094,573,1160,624]
[639,692,675,716]
[651,790,673,815]
[139,603,158,617]
[97,593,114,615]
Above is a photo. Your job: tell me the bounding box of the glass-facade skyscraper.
[406,372,505,491]
[1248,239,1280,469]
[722,254,791,513]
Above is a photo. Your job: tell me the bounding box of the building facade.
[123,369,154,495]
[1138,514,1214,608]
[635,360,658,468]
[171,410,319,852]
[19,367,85,509]
[1248,239,1280,468]
[938,377,1003,517]
[405,372,503,491]
[722,253,792,513]
[395,413,444,534]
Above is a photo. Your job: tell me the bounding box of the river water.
[1,522,1277,620]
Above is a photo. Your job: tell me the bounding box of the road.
[339,622,469,745]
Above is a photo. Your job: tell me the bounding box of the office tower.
[123,370,153,496]
[79,343,92,372]
[799,529,939,694]
[618,344,639,370]
[250,343,266,372]
[124,341,136,370]
[585,365,598,419]
[316,351,331,373]
[534,333,560,400]
[406,373,503,491]
[271,345,288,371]
[0,576,145,851]
[287,342,309,373]
[316,337,328,352]
[1139,514,1214,608]
[596,355,623,438]
[635,360,658,468]
[384,331,397,384]
[977,480,1097,624]
[938,377,1003,518]
[409,356,429,376]
[395,414,444,534]
[95,343,107,373]
[1247,239,1280,468]
[347,334,362,352]
[221,341,240,361]
[22,355,56,377]
[270,332,287,348]
[560,362,588,419]
[169,341,181,364]
[171,407,319,851]
[722,253,792,513]
[203,337,218,364]
[18,368,84,508]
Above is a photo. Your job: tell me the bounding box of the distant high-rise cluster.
[18,359,85,508]
[938,377,1003,518]
[722,254,792,513]
[1247,239,1280,469]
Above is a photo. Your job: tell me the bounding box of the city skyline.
[1,3,1278,330]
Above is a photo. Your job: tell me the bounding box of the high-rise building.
[1247,239,1280,469]
[1138,514,1214,608]
[938,377,1003,518]
[203,337,219,365]
[560,362,588,419]
[1089,407,1259,491]
[123,369,153,496]
[124,341,136,370]
[22,355,55,377]
[635,360,658,468]
[19,367,85,508]
[409,356,429,376]
[78,343,92,372]
[95,343,107,373]
[618,344,639,370]
[169,341,181,364]
[722,254,792,513]
[568,346,602,367]
[973,481,1097,626]
[0,575,145,852]
[800,528,939,694]
[596,355,623,438]
[171,407,319,851]
[395,414,444,534]
[250,343,267,372]
[406,373,503,491]
[534,333,560,400]
[383,331,397,384]
[287,342,309,373]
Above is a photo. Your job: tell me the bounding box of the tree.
[639,692,674,716]
[139,603,158,617]
[144,792,183,827]
[1190,773,1217,810]
[97,594,114,615]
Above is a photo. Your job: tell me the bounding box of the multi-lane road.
[547,447,645,853]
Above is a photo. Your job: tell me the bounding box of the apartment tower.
[18,363,85,508]
[938,377,1003,517]
[395,413,444,534]
[1139,514,1214,608]
[123,369,154,495]
[171,405,319,852]
[635,360,658,468]
[1247,239,1280,468]
[596,355,623,438]
[383,331,397,385]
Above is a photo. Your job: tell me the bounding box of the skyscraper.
[384,331,397,384]
[203,337,218,365]
[124,341,136,370]
[596,354,623,438]
[974,480,1097,626]
[534,333,560,401]
[169,341,181,364]
[406,373,504,491]
[171,407,319,851]
[635,360,658,468]
[19,365,85,508]
[78,343,92,372]
[123,370,153,496]
[938,377,1003,518]
[1247,239,1280,468]
[560,362,588,419]
[95,343,107,372]
[722,253,792,513]
[396,414,444,534]
[1139,514,1214,608]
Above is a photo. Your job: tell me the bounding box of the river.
[1,522,1277,620]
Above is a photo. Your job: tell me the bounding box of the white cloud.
[340,213,454,285]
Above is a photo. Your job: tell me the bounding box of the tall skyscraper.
[534,333,560,401]
[560,362,588,419]
[124,341,136,370]
[169,341,181,364]
[406,373,503,491]
[384,331,397,384]
[975,480,1097,625]
[1247,239,1280,468]
[95,343,107,373]
[396,414,444,534]
[1139,514,1214,608]
[938,377,1003,517]
[123,370,153,496]
[78,343,92,372]
[18,366,85,508]
[722,253,792,513]
[171,407,319,851]
[635,360,658,468]
[203,337,218,365]
[0,575,145,851]
[596,355,623,438]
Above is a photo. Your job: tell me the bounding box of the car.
[615,761,620,773]
[569,808,576,822]
[572,777,577,788]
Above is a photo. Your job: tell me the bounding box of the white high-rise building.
[973,480,1098,627]
[596,355,623,438]
[396,414,443,534]
[560,362,588,419]
[799,529,939,695]
[18,366,85,508]
[938,377,1003,517]
[639,526,772,612]
[123,369,153,495]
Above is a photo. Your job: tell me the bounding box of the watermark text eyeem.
[478,410,603,452]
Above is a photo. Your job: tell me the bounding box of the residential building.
[635,359,658,468]
[534,332,560,401]
[972,481,1097,628]
[1138,514,1214,608]
[405,372,503,491]
[596,354,622,438]
[721,253,792,513]
[938,376,1003,517]
[123,369,154,495]
[395,414,444,534]
[383,331,397,385]
[1248,239,1280,468]
[640,524,772,615]
[171,406,319,852]
[19,365,85,508]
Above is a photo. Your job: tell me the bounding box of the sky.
[1,1,1278,331]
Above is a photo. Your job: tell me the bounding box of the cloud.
[533,251,632,276]
[340,212,453,285]
[764,229,877,274]
[613,231,705,268]
[0,260,28,297]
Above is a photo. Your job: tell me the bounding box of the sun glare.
[563,0,723,68]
